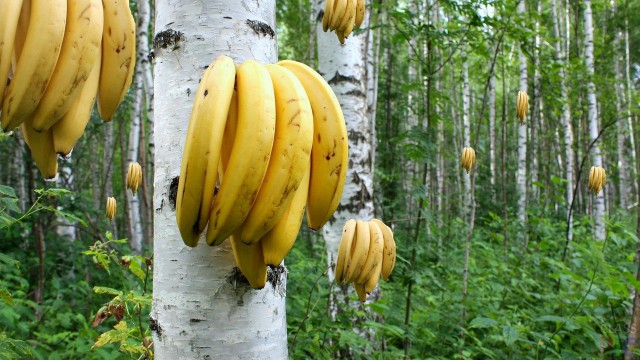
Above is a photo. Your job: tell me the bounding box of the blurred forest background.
[1,0,640,358]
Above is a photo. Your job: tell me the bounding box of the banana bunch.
[176,56,348,288]
[461,147,476,173]
[105,196,116,221]
[0,0,136,179]
[322,0,366,44]
[588,166,606,196]
[516,90,529,125]
[335,219,396,302]
[126,162,142,195]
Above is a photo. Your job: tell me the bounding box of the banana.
[31,0,102,132]
[355,221,384,285]
[372,219,396,280]
[335,218,356,285]
[343,3,357,39]
[261,166,310,266]
[364,255,382,293]
[235,64,313,245]
[22,117,58,179]
[176,55,236,247]
[354,282,366,302]
[127,162,142,195]
[342,220,370,283]
[230,236,268,290]
[587,166,595,191]
[322,0,335,32]
[336,30,346,45]
[330,0,347,30]
[106,196,116,221]
[97,0,136,121]
[0,0,23,113]
[516,90,528,125]
[354,0,365,29]
[461,147,476,173]
[1,0,67,131]
[219,90,237,174]
[52,53,101,157]
[338,0,356,33]
[277,60,348,231]
[205,60,276,246]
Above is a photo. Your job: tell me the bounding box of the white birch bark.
[529,0,541,202]
[488,55,496,198]
[624,17,638,200]
[150,1,287,358]
[614,21,628,208]
[516,0,528,228]
[462,53,471,214]
[126,73,144,252]
[583,0,605,240]
[56,160,76,240]
[315,0,375,310]
[102,121,117,238]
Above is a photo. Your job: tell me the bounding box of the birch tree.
[150,1,288,357]
[314,0,377,314]
[583,0,605,241]
[516,0,528,237]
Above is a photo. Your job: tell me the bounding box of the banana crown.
[587,166,606,196]
[106,197,117,221]
[461,147,476,173]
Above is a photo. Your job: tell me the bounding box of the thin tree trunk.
[150,1,287,357]
[517,0,528,248]
[624,17,638,200]
[488,52,496,200]
[615,28,628,208]
[529,0,541,202]
[583,0,605,241]
[102,121,117,238]
[462,52,471,214]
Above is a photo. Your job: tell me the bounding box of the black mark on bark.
[267,264,287,297]
[149,316,163,337]
[169,176,179,211]
[246,20,275,38]
[328,72,360,86]
[317,10,324,23]
[153,29,184,51]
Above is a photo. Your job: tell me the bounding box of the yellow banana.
[364,255,382,293]
[127,162,142,195]
[335,218,357,285]
[338,0,356,33]
[343,220,370,283]
[354,282,366,302]
[97,0,136,121]
[330,0,347,30]
[277,60,348,231]
[106,196,116,221]
[31,0,103,132]
[206,60,276,246]
[355,221,384,285]
[322,0,335,32]
[371,219,396,280]
[22,117,58,179]
[355,0,365,29]
[516,90,528,125]
[52,54,100,157]
[176,55,236,247]
[230,236,268,290]
[343,4,357,39]
[1,0,67,131]
[261,166,310,266]
[337,30,346,45]
[235,64,313,245]
[0,0,23,112]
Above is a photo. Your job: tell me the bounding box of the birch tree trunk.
[516,0,528,239]
[552,0,574,241]
[624,17,638,199]
[126,75,144,252]
[150,1,287,358]
[488,54,496,199]
[462,52,471,214]
[583,0,605,241]
[529,0,541,202]
[315,0,376,314]
[614,24,628,209]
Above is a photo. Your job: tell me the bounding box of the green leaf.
[92,321,131,349]
[0,185,16,198]
[0,288,14,305]
[469,317,497,329]
[502,326,518,346]
[93,286,123,296]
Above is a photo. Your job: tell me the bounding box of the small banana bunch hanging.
[516,91,529,125]
[335,219,396,302]
[322,0,365,44]
[176,56,349,289]
[460,147,476,173]
[105,197,116,221]
[126,162,143,195]
[588,166,606,196]
[0,0,136,179]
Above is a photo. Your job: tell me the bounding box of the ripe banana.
[31,0,103,132]
[364,255,382,293]
[52,54,101,157]
[277,60,348,231]
[588,166,606,196]
[338,0,356,33]
[205,60,276,246]
[461,147,476,173]
[342,220,370,283]
[22,117,58,179]
[354,0,365,29]
[355,221,384,285]
[230,236,268,290]
[330,0,347,30]
[235,64,313,245]
[354,282,367,302]
[106,196,116,221]
[1,0,67,131]
[97,0,136,121]
[127,162,142,195]
[516,90,528,125]
[336,30,346,45]
[335,218,356,285]
[371,219,396,281]
[322,0,335,32]
[176,55,236,247]
[261,166,310,266]
[0,0,23,113]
